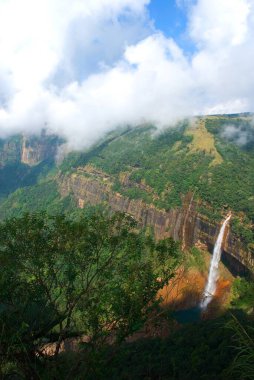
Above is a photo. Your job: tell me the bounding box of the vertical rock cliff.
[58,167,253,274]
[0,131,61,167]
[21,133,60,166]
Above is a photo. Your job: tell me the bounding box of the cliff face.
[0,133,61,167]
[58,168,253,275]
[21,135,59,166]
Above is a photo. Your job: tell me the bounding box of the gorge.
[0,115,253,279]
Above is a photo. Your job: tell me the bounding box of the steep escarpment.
[0,115,253,275]
[58,167,253,274]
[21,134,60,165]
[0,131,61,167]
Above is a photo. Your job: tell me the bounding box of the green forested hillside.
[0,115,253,243]
[88,117,254,221]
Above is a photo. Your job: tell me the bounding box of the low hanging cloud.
[221,122,254,147]
[0,0,254,149]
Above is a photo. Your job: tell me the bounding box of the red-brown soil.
[158,251,234,313]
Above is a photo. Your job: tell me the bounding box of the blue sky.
[148,0,187,38]
[148,0,195,53]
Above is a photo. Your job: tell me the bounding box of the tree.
[0,211,180,378]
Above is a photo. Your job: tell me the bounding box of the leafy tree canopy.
[0,211,180,378]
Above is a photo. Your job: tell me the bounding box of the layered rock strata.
[58,169,253,275]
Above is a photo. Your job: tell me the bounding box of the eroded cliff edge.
[58,166,254,275]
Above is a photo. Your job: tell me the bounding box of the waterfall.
[200,213,231,309]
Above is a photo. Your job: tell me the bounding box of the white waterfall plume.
[200,213,231,309]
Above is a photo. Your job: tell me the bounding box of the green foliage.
[121,186,153,203]
[89,122,209,208]
[201,117,254,221]
[185,247,206,272]
[0,158,56,199]
[227,316,254,380]
[40,313,253,380]
[196,204,222,223]
[0,211,180,377]
[60,127,132,173]
[0,180,64,218]
[195,141,254,222]
[101,318,235,380]
[231,217,254,247]
[231,278,254,311]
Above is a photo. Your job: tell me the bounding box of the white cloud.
[0,0,150,89]
[189,0,251,48]
[190,0,254,112]
[221,123,254,146]
[0,0,254,148]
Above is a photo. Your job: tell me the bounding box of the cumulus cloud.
[0,0,254,148]
[189,0,251,48]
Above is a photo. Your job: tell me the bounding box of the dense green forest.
[0,211,180,378]
[0,211,253,379]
